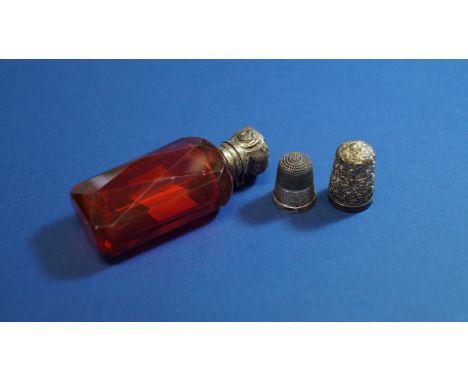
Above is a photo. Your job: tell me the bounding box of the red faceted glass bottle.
[71,127,269,256]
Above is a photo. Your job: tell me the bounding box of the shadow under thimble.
[240,189,353,230]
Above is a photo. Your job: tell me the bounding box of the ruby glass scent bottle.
[71,127,269,256]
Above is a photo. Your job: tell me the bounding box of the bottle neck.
[218,142,244,189]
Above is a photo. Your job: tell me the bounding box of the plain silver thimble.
[272,152,316,213]
[328,140,376,212]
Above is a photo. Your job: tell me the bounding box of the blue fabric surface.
[1,60,467,321]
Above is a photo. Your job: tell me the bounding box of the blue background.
[1,60,467,321]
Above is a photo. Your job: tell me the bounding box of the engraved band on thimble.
[272,152,316,213]
[328,140,376,212]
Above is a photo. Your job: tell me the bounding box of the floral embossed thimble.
[328,141,376,212]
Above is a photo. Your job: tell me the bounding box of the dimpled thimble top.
[276,152,313,191]
[328,140,376,212]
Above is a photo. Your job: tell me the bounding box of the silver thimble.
[328,140,376,212]
[272,152,316,213]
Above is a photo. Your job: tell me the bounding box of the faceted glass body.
[71,137,233,255]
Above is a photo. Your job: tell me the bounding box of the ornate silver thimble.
[272,152,316,213]
[328,140,376,212]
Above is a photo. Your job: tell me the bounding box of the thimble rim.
[272,191,317,213]
[328,193,373,213]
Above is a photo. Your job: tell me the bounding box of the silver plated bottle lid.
[219,127,269,189]
[272,152,316,213]
[328,140,376,212]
